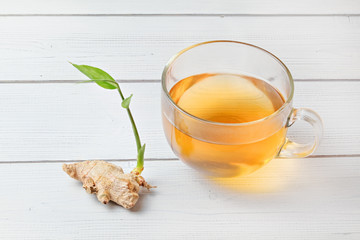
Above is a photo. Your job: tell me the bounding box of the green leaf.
[121,94,133,108]
[70,62,118,90]
[137,144,146,169]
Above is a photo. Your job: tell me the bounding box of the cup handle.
[277,108,323,158]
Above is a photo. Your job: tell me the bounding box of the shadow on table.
[207,158,301,193]
[130,189,156,212]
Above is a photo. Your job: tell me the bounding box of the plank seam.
[0,158,179,164]
[0,154,359,164]
[0,79,359,84]
[0,14,359,17]
[0,80,161,84]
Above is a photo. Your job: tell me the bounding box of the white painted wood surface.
[0,0,360,239]
[1,158,360,239]
[0,16,360,81]
[1,0,359,15]
[0,81,359,162]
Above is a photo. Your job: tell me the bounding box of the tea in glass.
[163,73,287,177]
[161,41,323,177]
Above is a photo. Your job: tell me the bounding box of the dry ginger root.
[63,160,153,209]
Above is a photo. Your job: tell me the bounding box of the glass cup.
[161,40,323,177]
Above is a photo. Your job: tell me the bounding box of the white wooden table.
[1,1,360,239]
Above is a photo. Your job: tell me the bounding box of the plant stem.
[114,82,144,173]
[70,63,145,174]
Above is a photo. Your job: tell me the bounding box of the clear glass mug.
[161,41,323,177]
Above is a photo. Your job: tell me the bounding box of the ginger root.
[63,160,153,209]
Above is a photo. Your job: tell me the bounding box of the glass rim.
[161,40,294,126]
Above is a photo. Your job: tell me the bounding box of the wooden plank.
[0,16,360,81]
[0,158,359,239]
[0,81,359,162]
[0,0,359,15]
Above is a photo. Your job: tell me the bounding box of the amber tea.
[162,73,287,177]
